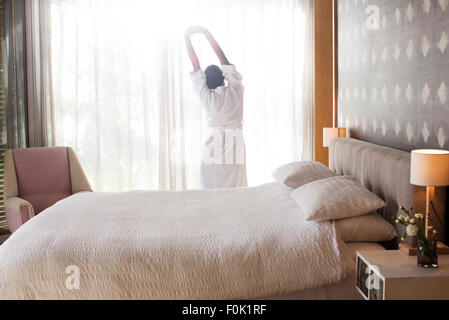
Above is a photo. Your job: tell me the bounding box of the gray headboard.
[328,138,446,247]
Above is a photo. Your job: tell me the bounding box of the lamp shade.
[323,128,346,147]
[410,149,449,187]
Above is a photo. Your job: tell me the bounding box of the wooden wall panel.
[314,0,334,166]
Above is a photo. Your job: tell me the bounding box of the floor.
[0,233,10,245]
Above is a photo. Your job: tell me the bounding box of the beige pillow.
[335,213,398,242]
[272,161,336,189]
[291,176,387,222]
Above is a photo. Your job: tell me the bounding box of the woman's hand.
[185,25,209,37]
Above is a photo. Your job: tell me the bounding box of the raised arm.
[186,26,230,66]
[202,29,230,66]
[185,27,201,72]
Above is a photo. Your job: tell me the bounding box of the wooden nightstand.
[356,250,449,300]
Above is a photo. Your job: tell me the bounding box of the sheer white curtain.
[46,0,313,191]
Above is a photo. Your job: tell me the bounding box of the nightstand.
[356,250,449,300]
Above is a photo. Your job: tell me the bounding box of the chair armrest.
[5,197,35,217]
[4,197,35,233]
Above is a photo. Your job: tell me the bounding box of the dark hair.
[205,65,225,89]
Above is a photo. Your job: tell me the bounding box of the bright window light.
[49,0,311,191]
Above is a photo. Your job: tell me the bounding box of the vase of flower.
[395,206,438,268]
[417,238,438,268]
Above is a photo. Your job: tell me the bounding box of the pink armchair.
[4,147,93,233]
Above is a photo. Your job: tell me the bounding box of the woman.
[185,26,247,189]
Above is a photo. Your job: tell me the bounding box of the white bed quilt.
[0,183,352,299]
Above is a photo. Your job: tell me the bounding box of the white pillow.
[335,213,398,242]
[290,176,387,222]
[272,161,336,189]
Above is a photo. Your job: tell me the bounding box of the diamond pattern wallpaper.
[338,0,449,151]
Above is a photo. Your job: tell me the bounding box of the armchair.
[4,147,93,233]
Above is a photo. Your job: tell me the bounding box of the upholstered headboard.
[328,138,446,247]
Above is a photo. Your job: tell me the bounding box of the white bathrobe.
[191,65,247,189]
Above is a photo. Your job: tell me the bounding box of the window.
[48,0,313,191]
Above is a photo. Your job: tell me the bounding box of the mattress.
[265,242,386,300]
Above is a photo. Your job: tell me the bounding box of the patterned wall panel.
[338,0,449,151]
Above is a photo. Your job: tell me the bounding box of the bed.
[0,138,431,300]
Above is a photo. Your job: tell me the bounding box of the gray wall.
[338,0,449,151]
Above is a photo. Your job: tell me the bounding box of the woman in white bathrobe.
[185,26,247,189]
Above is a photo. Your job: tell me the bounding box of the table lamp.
[410,149,449,237]
[323,128,346,148]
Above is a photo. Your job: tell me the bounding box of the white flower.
[404,216,410,223]
[410,219,415,224]
[406,224,419,237]
[415,213,424,220]
[395,219,400,224]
